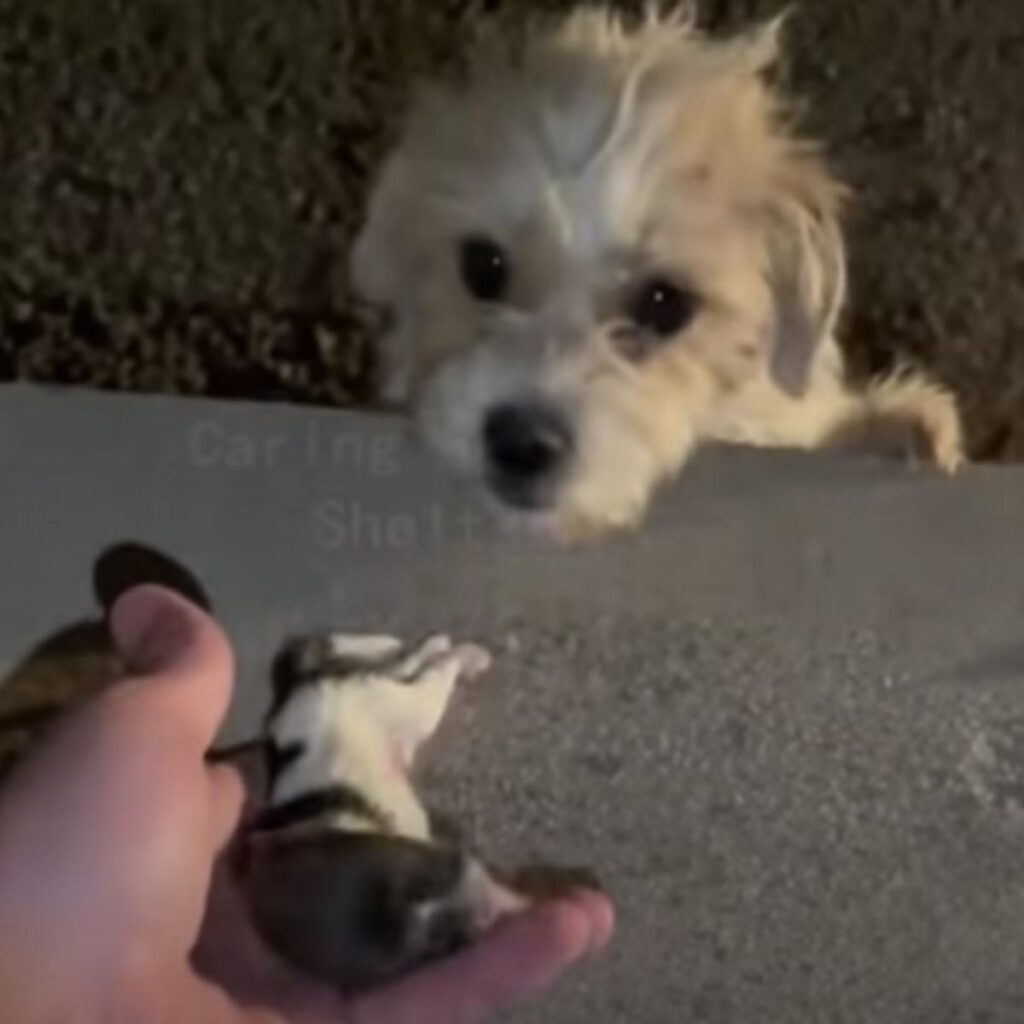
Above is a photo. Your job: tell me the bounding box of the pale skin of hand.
[0,585,614,1024]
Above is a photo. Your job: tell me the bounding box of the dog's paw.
[277,633,402,681]
[391,635,452,680]
[553,499,646,545]
[829,373,965,472]
[884,377,964,472]
[449,643,492,679]
[272,633,406,711]
[326,634,405,663]
[393,635,491,686]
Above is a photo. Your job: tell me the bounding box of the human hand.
[0,585,613,1023]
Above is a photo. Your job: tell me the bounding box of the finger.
[564,889,615,952]
[180,973,283,1024]
[195,856,348,1022]
[110,584,235,747]
[207,764,245,854]
[349,896,611,1024]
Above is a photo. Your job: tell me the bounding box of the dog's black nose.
[483,402,572,499]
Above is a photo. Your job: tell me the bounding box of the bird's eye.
[628,278,697,338]
[459,237,509,302]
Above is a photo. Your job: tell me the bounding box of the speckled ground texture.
[0,0,1022,456]
[3,386,1024,1022]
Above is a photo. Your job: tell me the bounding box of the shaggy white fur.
[353,6,963,539]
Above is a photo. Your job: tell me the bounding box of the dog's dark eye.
[459,237,508,302]
[628,278,697,337]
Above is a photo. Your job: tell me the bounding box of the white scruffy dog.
[353,6,963,540]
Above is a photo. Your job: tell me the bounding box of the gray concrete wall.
[3,385,1024,1021]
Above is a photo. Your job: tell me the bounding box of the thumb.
[109,584,235,747]
[349,892,614,1024]
[110,584,229,678]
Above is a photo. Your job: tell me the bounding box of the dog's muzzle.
[482,400,573,510]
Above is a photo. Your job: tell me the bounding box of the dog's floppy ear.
[719,14,846,397]
[763,159,846,397]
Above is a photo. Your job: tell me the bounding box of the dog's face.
[354,11,845,538]
[243,829,519,993]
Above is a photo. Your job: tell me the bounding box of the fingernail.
[565,890,615,953]
[109,584,191,671]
